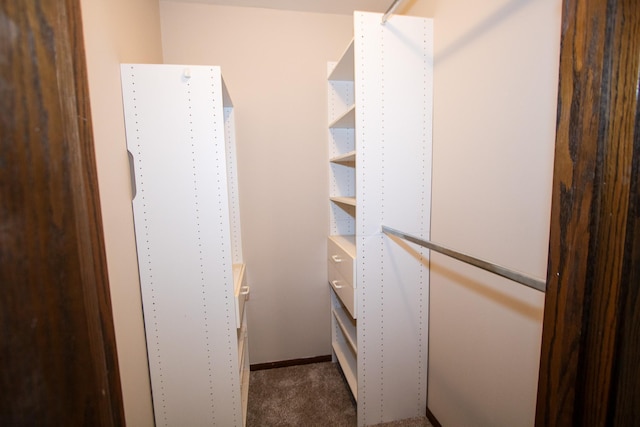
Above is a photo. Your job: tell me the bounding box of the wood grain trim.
[611,4,640,420]
[0,1,124,424]
[250,355,333,371]
[58,0,125,424]
[536,0,640,425]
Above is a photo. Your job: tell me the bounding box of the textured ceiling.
[163,0,394,15]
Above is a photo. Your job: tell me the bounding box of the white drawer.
[328,236,356,288]
[233,264,249,329]
[329,263,356,319]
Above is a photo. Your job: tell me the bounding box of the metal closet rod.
[381,226,547,292]
[381,0,404,24]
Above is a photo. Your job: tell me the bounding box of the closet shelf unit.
[327,11,433,427]
[328,29,358,406]
[121,64,249,427]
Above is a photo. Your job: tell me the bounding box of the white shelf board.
[237,322,246,373]
[332,341,357,400]
[328,40,354,81]
[330,196,356,207]
[329,104,355,129]
[328,234,356,258]
[241,360,250,424]
[233,263,245,291]
[333,308,357,354]
[330,150,356,164]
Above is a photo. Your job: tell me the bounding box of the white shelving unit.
[121,64,249,427]
[328,12,433,426]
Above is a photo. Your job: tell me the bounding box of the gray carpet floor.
[247,362,432,427]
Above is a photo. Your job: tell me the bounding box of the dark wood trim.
[0,1,124,424]
[536,0,640,425]
[250,355,333,371]
[426,407,442,427]
[62,0,125,422]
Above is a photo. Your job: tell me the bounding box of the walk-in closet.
[92,0,560,426]
[8,0,639,426]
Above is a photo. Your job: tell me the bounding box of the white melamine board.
[239,310,250,424]
[379,17,433,238]
[333,340,358,398]
[329,234,357,259]
[329,104,356,128]
[328,40,355,81]
[333,307,357,352]
[331,196,357,206]
[237,322,246,372]
[329,129,356,230]
[330,150,356,164]
[352,11,432,425]
[330,202,356,235]
[331,291,358,395]
[328,80,354,126]
[328,65,356,238]
[233,263,247,329]
[121,64,242,427]
[330,163,355,198]
[381,238,429,416]
[224,105,243,264]
[329,128,356,158]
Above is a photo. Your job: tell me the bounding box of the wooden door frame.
[536,0,639,425]
[0,0,124,424]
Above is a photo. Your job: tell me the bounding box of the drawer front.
[329,263,356,319]
[234,264,248,329]
[327,238,355,288]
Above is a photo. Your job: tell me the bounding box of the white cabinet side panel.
[355,12,385,424]
[121,64,241,427]
[224,106,244,264]
[381,18,433,239]
[355,13,384,239]
[354,12,432,425]
[380,239,429,416]
[379,16,432,419]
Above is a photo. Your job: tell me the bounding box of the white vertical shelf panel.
[380,238,430,416]
[379,16,432,418]
[353,12,432,426]
[354,12,384,423]
[223,87,243,264]
[121,64,242,427]
[381,16,433,238]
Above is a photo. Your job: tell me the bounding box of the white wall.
[80,1,162,425]
[401,0,561,426]
[160,1,353,363]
